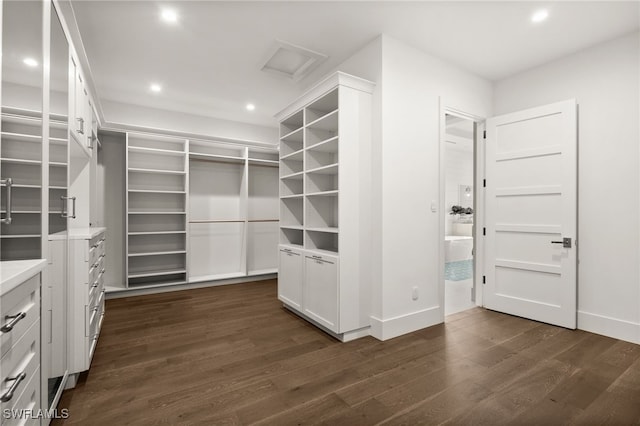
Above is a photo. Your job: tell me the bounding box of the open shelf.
[280,110,304,136]
[281,157,303,177]
[129,232,186,254]
[280,197,303,227]
[305,230,339,253]
[129,171,185,192]
[128,213,186,233]
[128,269,187,279]
[307,136,339,152]
[306,195,338,228]
[306,148,338,170]
[128,189,186,194]
[128,230,186,236]
[0,158,41,165]
[128,250,187,257]
[306,109,338,131]
[128,167,186,175]
[280,149,304,162]
[306,190,339,197]
[305,88,339,124]
[189,152,245,164]
[280,171,304,180]
[128,145,185,156]
[280,228,303,246]
[128,253,187,277]
[128,134,186,153]
[129,150,185,172]
[306,163,339,175]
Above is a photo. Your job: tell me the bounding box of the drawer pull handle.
[1,372,26,402]
[1,312,26,332]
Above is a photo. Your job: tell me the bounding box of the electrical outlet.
[412,286,419,301]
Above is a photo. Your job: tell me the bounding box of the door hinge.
[483,179,486,187]
[482,276,486,284]
[483,130,486,139]
[483,227,486,236]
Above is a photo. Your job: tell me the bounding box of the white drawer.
[89,281,99,309]
[0,320,39,411]
[88,265,99,288]
[98,254,105,274]
[1,366,40,426]
[0,276,39,359]
[89,244,98,266]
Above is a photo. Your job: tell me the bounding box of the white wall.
[444,147,474,235]
[372,35,492,339]
[320,36,384,328]
[494,32,640,344]
[100,131,126,289]
[101,100,279,145]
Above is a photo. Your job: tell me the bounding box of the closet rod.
[189,219,245,223]
[248,219,279,222]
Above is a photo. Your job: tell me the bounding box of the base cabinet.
[0,267,43,426]
[278,247,303,310]
[303,254,338,332]
[278,245,343,335]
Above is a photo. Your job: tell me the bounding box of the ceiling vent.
[261,40,327,82]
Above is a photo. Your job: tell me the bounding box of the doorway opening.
[443,113,478,317]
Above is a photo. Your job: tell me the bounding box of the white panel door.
[278,247,303,310]
[485,99,577,328]
[304,254,338,332]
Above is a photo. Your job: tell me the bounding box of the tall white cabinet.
[275,72,374,341]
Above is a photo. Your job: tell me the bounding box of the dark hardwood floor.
[54,279,640,425]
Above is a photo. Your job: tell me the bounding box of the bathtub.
[445,236,473,263]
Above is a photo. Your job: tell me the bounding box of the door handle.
[551,237,572,248]
[1,312,26,332]
[61,196,76,219]
[0,372,26,402]
[1,178,13,225]
[76,117,85,135]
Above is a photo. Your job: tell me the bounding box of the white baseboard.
[578,310,640,344]
[370,306,441,340]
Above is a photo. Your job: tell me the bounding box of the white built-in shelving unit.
[276,72,373,341]
[122,132,279,292]
[126,133,188,288]
[1,107,69,260]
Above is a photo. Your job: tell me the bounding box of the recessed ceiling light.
[531,9,549,23]
[23,57,38,67]
[246,103,256,111]
[150,83,162,93]
[161,8,178,23]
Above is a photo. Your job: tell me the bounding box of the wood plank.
[52,281,640,425]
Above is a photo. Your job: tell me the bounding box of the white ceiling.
[71,1,639,129]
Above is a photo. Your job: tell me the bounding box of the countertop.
[0,259,47,296]
[49,227,106,241]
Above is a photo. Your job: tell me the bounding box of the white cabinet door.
[278,247,303,310]
[304,254,338,332]
[484,99,577,329]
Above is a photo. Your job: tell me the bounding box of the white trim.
[369,306,440,341]
[439,101,486,315]
[578,311,640,345]
[106,273,277,299]
[275,72,375,121]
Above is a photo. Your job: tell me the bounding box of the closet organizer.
[125,132,279,290]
